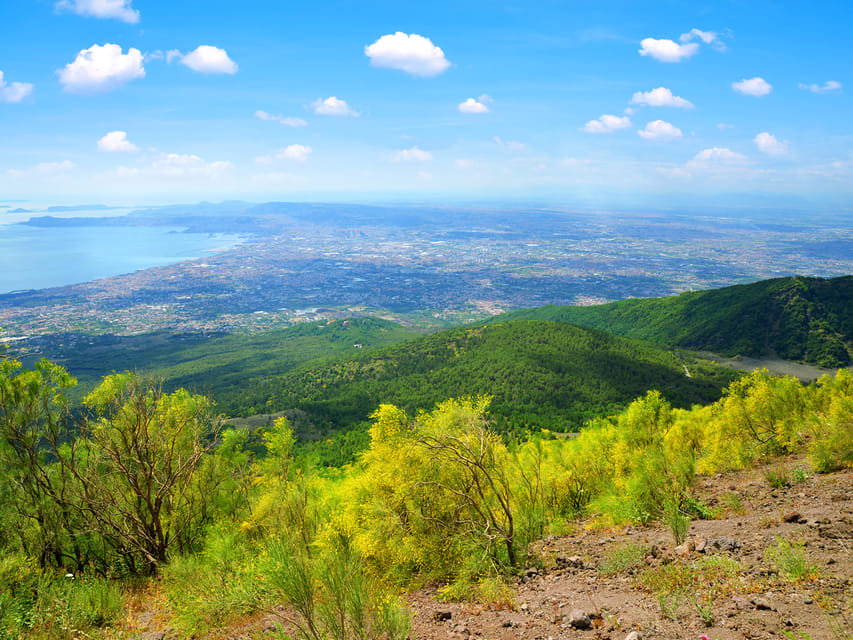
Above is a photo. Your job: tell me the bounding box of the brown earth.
[126,459,852,640]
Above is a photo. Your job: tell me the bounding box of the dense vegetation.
[494,275,853,367]
[211,320,738,463]
[0,352,851,639]
[24,319,738,466]
[22,318,419,402]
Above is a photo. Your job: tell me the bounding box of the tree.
[414,397,519,568]
[0,357,83,568]
[78,373,222,573]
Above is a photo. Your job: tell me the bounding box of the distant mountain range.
[493,275,853,368]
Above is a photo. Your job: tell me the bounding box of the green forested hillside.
[27,317,419,401]
[212,320,738,461]
[493,275,853,367]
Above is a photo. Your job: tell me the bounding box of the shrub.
[764,537,819,583]
[598,543,650,576]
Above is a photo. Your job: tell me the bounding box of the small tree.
[0,357,84,568]
[414,397,519,569]
[78,373,221,573]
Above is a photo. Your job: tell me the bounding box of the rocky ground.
[127,459,852,640]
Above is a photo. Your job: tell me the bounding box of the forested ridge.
[493,275,853,367]
[210,320,738,463]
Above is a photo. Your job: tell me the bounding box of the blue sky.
[0,0,850,206]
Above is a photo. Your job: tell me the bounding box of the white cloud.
[732,77,772,97]
[798,80,842,94]
[687,147,749,168]
[680,28,717,44]
[55,0,139,23]
[679,28,726,51]
[255,144,313,164]
[58,44,145,93]
[583,114,632,133]
[717,123,735,131]
[177,46,238,74]
[365,32,451,77]
[493,136,526,151]
[454,158,476,169]
[630,87,693,109]
[97,130,138,152]
[638,38,699,62]
[638,120,683,140]
[458,96,490,114]
[166,49,183,64]
[0,71,33,103]
[312,96,359,117]
[255,110,307,127]
[392,146,432,162]
[754,132,789,156]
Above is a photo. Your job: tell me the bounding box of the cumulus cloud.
[55,0,139,23]
[638,120,683,140]
[458,94,492,114]
[0,71,33,103]
[799,80,842,94]
[639,28,725,62]
[583,114,632,133]
[687,147,749,168]
[391,146,432,162]
[312,96,359,117]
[97,130,138,152]
[638,38,699,62]
[732,77,772,97]
[255,144,313,164]
[754,132,789,156]
[58,43,145,93]
[365,32,451,77]
[255,110,307,127]
[175,46,238,74]
[630,87,693,109]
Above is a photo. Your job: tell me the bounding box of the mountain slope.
[492,276,853,367]
[26,317,419,401]
[216,320,738,460]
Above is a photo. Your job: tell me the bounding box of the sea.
[0,203,245,295]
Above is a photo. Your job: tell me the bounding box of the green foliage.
[807,369,853,472]
[22,318,419,407]
[597,543,650,576]
[764,537,820,583]
[663,498,691,546]
[3,345,853,635]
[0,554,124,639]
[698,370,809,473]
[494,275,853,367]
[638,554,742,622]
[164,529,266,634]
[225,320,737,462]
[265,534,411,640]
